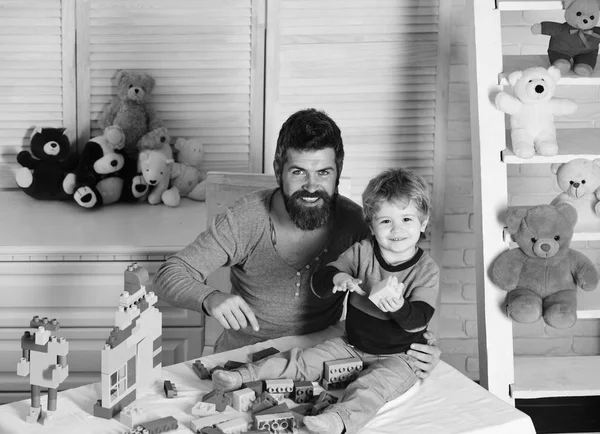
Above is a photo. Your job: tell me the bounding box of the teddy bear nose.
[584,19,588,24]
[50,143,57,148]
[540,243,551,252]
[572,182,580,188]
[148,179,157,185]
[535,85,544,93]
[110,160,118,167]
[134,88,139,94]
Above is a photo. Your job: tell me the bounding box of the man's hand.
[407,331,441,379]
[332,273,366,295]
[376,296,404,313]
[203,291,260,332]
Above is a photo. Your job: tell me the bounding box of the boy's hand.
[332,273,366,295]
[376,296,405,313]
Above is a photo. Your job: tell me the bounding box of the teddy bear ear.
[555,202,578,226]
[30,126,43,139]
[550,162,563,174]
[165,158,174,165]
[116,70,130,85]
[564,0,576,9]
[505,208,528,234]
[547,65,562,82]
[508,70,523,87]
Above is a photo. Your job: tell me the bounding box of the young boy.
[212,168,440,434]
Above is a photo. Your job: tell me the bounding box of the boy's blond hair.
[362,168,431,226]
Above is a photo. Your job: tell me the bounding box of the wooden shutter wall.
[264,0,440,207]
[77,0,265,174]
[0,0,76,190]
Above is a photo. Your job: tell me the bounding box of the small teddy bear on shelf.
[550,158,600,232]
[15,127,78,201]
[531,0,600,77]
[495,66,577,159]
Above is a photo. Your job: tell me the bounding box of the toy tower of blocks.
[17,316,69,425]
[93,263,163,419]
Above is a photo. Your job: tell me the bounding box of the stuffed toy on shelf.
[491,203,598,329]
[531,0,600,76]
[15,127,77,201]
[550,158,600,232]
[495,66,577,159]
[170,137,207,202]
[72,125,147,209]
[135,127,178,206]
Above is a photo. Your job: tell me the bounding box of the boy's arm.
[310,242,361,299]
[390,261,439,330]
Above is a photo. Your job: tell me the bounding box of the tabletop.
[0,323,536,434]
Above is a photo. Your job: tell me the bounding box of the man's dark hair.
[273,108,344,185]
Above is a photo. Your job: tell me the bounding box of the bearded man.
[153,109,440,376]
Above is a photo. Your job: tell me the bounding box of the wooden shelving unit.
[468,0,600,404]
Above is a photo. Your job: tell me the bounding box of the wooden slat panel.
[264,0,441,204]
[78,0,265,173]
[0,0,75,190]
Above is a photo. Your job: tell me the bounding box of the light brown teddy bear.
[98,70,163,161]
[491,204,598,329]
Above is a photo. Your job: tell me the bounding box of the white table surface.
[0,323,536,434]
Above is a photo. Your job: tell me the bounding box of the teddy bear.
[491,203,598,329]
[170,137,207,202]
[15,127,78,200]
[531,0,600,76]
[136,127,178,206]
[550,158,600,232]
[98,69,163,183]
[495,66,577,159]
[72,125,147,209]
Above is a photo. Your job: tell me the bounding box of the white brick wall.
[443,0,600,381]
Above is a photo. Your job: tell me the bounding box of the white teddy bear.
[550,158,600,232]
[495,66,577,159]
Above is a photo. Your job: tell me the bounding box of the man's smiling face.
[280,148,338,230]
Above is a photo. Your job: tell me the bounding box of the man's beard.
[282,189,336,231]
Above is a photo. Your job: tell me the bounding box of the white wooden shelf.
[0,191,207,257]
[512,355,600,398]
[501,55,600,85]
[502,128,600,164]
[497,0,563,11]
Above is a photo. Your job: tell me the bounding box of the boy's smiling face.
[371,200,428,264]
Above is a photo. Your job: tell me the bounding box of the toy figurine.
[17,316,69,425]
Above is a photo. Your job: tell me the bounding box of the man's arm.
[153,210,245,314]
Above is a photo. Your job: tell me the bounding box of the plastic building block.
[255,402,290,416]
[323,357,363,382]
[254,411,297,433]
[191,401,217,417]
[198,427,222,434]
[139,415,178,434]
[202,388,228,412]
[292,381,313,404]
[119,403,148,429]
[231,387,256,412]
[94,263,162,420]
[192,360,212,380]
[190,413,238,432]
[18,316,69,425]
[250,346,279,362]
[265,379,294,397]
[163,380,178,398]
[368,275,404,305]
[224,360,245,370]
[310,401,330,416]
[321,378,350,391]
[251,391,279,414]
[315,391,338,405]
[215,414,252,433]
[30,316,60,332]
[242,380,264,397]
[289,403,313,416]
